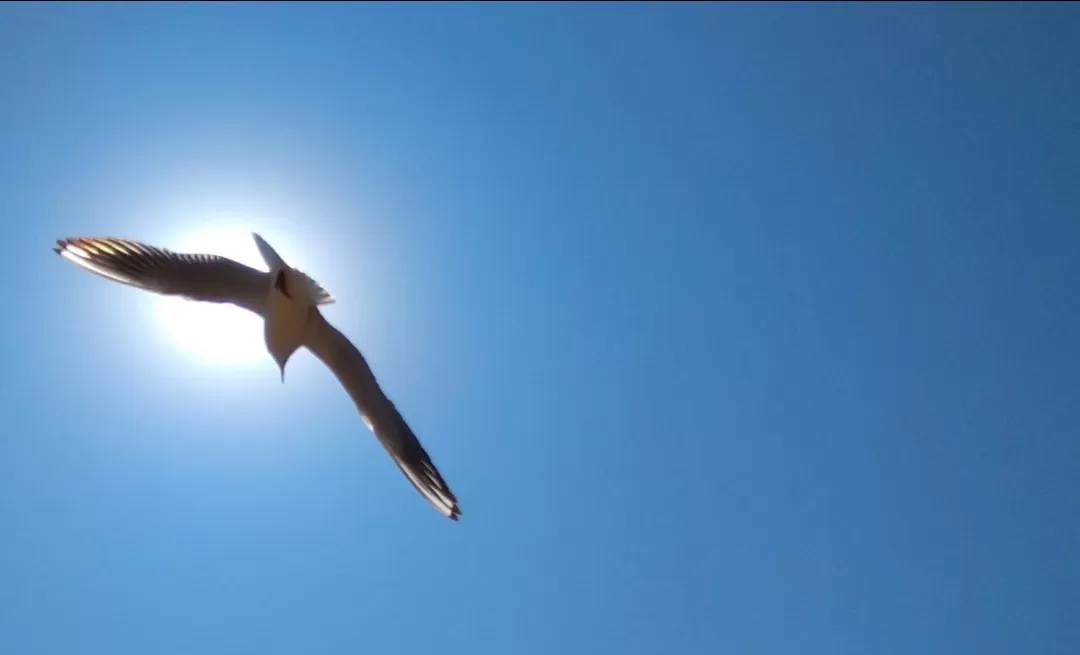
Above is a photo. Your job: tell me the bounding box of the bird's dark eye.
[274,270,292,299]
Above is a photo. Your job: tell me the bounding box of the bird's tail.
[252,232,335,305]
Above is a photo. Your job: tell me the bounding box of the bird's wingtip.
[251,231,288,271]
[53,238,76,257]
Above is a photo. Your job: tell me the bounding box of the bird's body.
[53,234,462,521]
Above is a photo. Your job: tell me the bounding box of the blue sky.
[1,3,1078,654]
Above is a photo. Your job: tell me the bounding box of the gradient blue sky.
[1,3,1078,654]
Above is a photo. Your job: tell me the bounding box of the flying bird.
[53,234,462,521]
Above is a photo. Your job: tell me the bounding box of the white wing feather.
[302,311,462,520]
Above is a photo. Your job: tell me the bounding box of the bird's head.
[264,290,311,382]
[267,336,297,383]
[264,269,321,383]
[253,233,324,383]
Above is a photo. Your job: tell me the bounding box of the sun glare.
[154,227,269,367]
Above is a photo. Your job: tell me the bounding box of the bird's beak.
[272,354,289,383]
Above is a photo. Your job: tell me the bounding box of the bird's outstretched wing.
[53,237,333,315]
[303,310,462,521]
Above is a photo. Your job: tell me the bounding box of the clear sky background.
[1,3,1078,654]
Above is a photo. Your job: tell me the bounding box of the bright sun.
[154,227,269,367]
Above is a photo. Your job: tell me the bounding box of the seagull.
[53,233,462,521]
